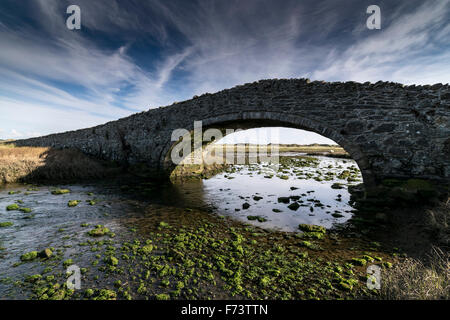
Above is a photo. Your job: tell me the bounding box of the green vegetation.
[0,221,14,227]
[63,259,74,267]
[8,204,398,301]
[68,200,80,207]
[87,225,110,237]
[6,204,19,211]
[298,224,326,234]
[20,251,38,261]
[52,189,70,195]
[247,215,267,223]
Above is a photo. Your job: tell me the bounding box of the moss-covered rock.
[247,216,267,222]
[155,293,170,300]
[25,274,42,283]
[0,221,13,227]
[362,255,374,263]
[6,204,19,211]
[299,232,324,240]
[63,259,74,267]
[337,281,352,291]
[298,224,326,234]
[68,200,80,207]
[51,189,70,195]
[140,244,154,255]
[93,289,117,300]
[20,251,38,261]
[350,258,367,266]
[87,225,110,237]
[106,256,118,266]
[84,288,94,298]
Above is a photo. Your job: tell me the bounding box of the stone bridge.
[14,79,450,188]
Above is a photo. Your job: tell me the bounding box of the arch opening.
[162,117,367,232]
[161,112,374,187]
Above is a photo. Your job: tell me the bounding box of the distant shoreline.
[210,143,348,155]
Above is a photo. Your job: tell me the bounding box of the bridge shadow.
[2,146,123,185]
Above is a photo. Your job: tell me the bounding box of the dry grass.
[379,247,449,300]
[0,144,119,184]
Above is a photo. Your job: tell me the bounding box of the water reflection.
[171,155,362,232]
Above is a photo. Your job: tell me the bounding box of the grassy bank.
[0,143,119,184]
[378,247,449,299]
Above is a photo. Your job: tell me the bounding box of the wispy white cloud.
[0,0,449,140]
[312,0,450,84]
[0,1,193,138]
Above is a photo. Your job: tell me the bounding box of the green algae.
[87,225,110,237]
[6,204,19,211]
[0,221,14,227]
[68,200,80,207]
[20,251,38,261]
[106,256,118,266]
[51,189,70,195]
[298,232,324,240]
[63,259,74,267]
[159,222,170,228]
[298,224,326,234]
[5,171,395,301]
[247,215,267,223]
[350,258,367,266]
[155,293,170,300]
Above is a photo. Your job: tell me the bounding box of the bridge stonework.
[14,79,450,187]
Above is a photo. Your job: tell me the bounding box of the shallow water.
[0,155,362,298]
[0,183,132,298]
[198,156,361,231]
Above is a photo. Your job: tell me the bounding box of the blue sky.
[0,0,449,143]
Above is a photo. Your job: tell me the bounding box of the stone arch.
[13,79,449,186]
[160,111,375,186]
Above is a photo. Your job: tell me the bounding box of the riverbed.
[0,155,393,300]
